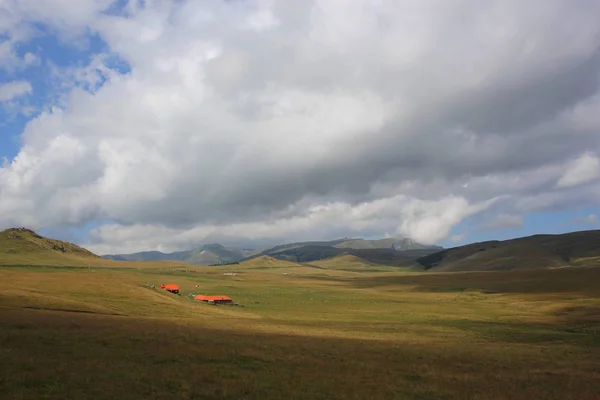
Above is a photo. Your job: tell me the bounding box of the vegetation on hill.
[239,237,442,266]
[243,245,438,267]
[237,255,302,268]
[308,254,377,269]
[418,229,600,271]
[0,227,100,266]
[308,254,426,272]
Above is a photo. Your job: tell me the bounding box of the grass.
[417,229,600,271]
[1,256,599,399]
[307,254,412,272]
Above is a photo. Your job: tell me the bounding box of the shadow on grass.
[339,267,600,296]
[432,318,600,346]
[0,309,600,400]
[1,307,600,400]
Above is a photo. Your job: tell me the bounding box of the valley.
[1,228,599,399]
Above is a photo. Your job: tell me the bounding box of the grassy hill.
[236,255,302,268]
[243,245,439,266]
[0,228,102,266]
[246,237,440,260]
[418,229,600,271]
[0,228,196,270]
[309,254,377,269]
[308,254,425,272]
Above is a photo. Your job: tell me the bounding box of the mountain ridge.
[102,237,441,265]
[7,226,600,272]
[104,243,260,265]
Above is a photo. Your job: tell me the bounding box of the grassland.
[418,229,600,271]
[1,253,599,399]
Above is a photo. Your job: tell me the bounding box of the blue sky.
[1,26,111,159]
[1,1,600,254]
[438,208,600,248]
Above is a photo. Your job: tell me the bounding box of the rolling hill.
[417,229,600,271]
[0,227,100,266]
[241,245,440,266]
[307,254,382,270]
[10,226,600,272]
[236,255,303,268]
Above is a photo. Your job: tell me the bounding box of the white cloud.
[83,194,493,254]
[23,52,39,66]
[556,152,600,188]
[2,1,600,252]
[0,80,32,102]
[396,196,496,245]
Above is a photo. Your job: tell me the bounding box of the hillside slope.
[237,255,303,268]
[308,254,380,270]
[243,245,437,266]
[417,229,600,271]
[0,228,100,266]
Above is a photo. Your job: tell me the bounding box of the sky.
[2,0,600,255]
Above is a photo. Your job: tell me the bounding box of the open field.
[1,258,600,399]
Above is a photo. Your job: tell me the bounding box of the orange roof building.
[194,294,233,304]
[160,284,180,294]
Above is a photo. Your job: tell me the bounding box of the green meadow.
[1,258,599,399]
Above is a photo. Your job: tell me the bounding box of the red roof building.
[194,294,233,304]
[160,284,180,294]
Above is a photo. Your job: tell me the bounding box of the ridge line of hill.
[4,227,600,272]
[416,229,600,271]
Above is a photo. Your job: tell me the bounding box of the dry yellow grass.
[309,254,375,268]
[1,258,599,399]
[237,255,302,268]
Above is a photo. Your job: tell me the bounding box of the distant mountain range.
[5,227,600,272]
[103,243,260,265]
[102,238,443,266]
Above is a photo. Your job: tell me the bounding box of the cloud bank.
[1,0,600,253]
